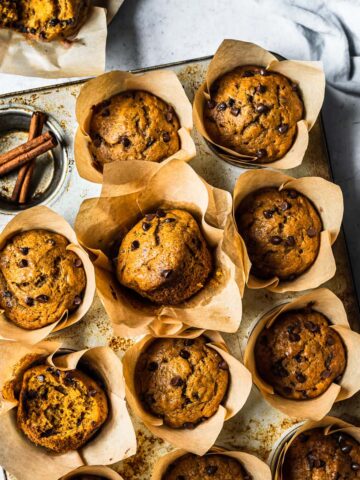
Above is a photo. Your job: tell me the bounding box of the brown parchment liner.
[61,465,124,480]
[244,288,360,420]
[233,169,343,292]
[193,39,325,169]
[75,70,196,183]
[0,206,96,344]
[152,446,271,480]
[75,159,246,337]
[0,1,123,79]
[0,341,137,480]
[123,330,252,455]
[274,416,360,479]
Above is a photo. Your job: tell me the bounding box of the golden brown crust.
[283,428,360,479]
[255,309,346,400]
[116,209,213,305]
[163,453,249,480]
[17,364,108,453]
[236,187,322,280]
[204,65,304,163]
[136,336,229,429]
[0,229,86,330]
[0,0,89,41]
[89,91,181,168]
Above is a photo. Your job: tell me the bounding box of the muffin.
[89,91,180,169]
[236,187,322,280]
[0,0,89,41]
[116,209,213,305]
[255,309,346,400]
[163,453,250,480]
[204,65,304,162]
[17,364,108,453]
[136,336,229,429]
[282,428,360,479]
[0,229,87,330]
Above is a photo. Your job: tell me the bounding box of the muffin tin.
[0,56,359,479]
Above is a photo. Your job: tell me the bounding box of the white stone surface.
[0,0,359,299]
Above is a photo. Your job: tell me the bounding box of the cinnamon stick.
[11,112,46,202]
[0,131,53,167]
[0,134,57,178]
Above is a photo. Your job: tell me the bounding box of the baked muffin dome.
[236,187,322,280]
[204,65,303,162]
[0,229,86,330]
[136,336,229,429]
[283,428,360,479]
[116,209,212,305]
[0,0,89,41]
[163,453,249,480]
[17,365,108,453]
[89,91,180,168]
[255,309,346,400]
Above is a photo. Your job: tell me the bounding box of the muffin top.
[0,0,89,41]
[255,309,346,400]
[136,336,229,429]
[17,364,108,453]
[0,229,86,330]
[116,208,213,305]
[283,428,360,479]
[163,453,250,480]
[204,65,304,162]
[236,187,322,280]
[89,90,180,168]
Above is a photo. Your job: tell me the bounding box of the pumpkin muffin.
[236,187,322,281]
[17,364,108,453]
[136,336,229,429]
[204,65,304,162]
[116,209,212,305]
[0,229,86,330]
[282,428,360,479]
[255,309,346,400]
[0,0,89,41]
[89,91,180,169]
[163,453,250,480]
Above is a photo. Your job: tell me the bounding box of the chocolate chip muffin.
[163,453,250,480]
[136,336,229,429]
[0,0,89,41]
[17,364,108,453]
[89,91,180,169]
[282,428,360,479]
[204,65,304,162]
[0,229,86,330]
[116,209,212,305]
[255,309,346,400]
[236,187,322,281]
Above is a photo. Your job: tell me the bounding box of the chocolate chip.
[337,434,346,444]
[25,297,34,307]
[272,361,289,378]
[218,360,229,370]
[321,369,331,379]
[304,321,319,333]
[263,210,273,219]
[148,362,158,372]
[242,70,254,77]
[120,136,131,148]
[145,213,156,221]
[352,463,360,471]
[74,258,82,268]
[142,222,151,231]
[162,132,171,143]
[170,376,184,387]
[289,332,301,342]
[230,107,240,116]
[256,84,267,93]
[256,149,267,159]
[36,295,49,303]
[20,247,29,255]
[164,217,176,223]
[217,102,227,111]
[66,18,75,25]
[285,236,295,246]
[205,466,218,475]
[326,336,335,346]
[161,269,173,279]
[292,83,299,92]
[30,28,36,34]
[255,104,269,114]
[156,209,166,218]
[270,236,282,245]
[144,394,155,405]
[294,353,303,363]
[283,387,293,396]
[278,124,289,134]
[183,422,196,429]
[49,18,59,26]
[37,375,45,382]
[307,227,317,238]
[131,240,140,251]
[26,390,38,400]
[180,349,190,360]
[166,111,174,122]
[40,429,56,438]
[341,444,353,454]
[101,109,110,117]
[280,201,291,211]
[146,137,155,148]
[207,100,216,109]
[19,259,28,268]
[259,68,269,76]
[184,339,194,346]
[3,291,11,298]
[325,353,334,369]
[73,295,82,306]
[88,389,97,397]
[228,98,235,107]
[287,190,298,199]
[296,372,307,383]
[93,137,102,148]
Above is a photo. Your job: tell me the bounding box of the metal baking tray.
[0,57,359,480]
